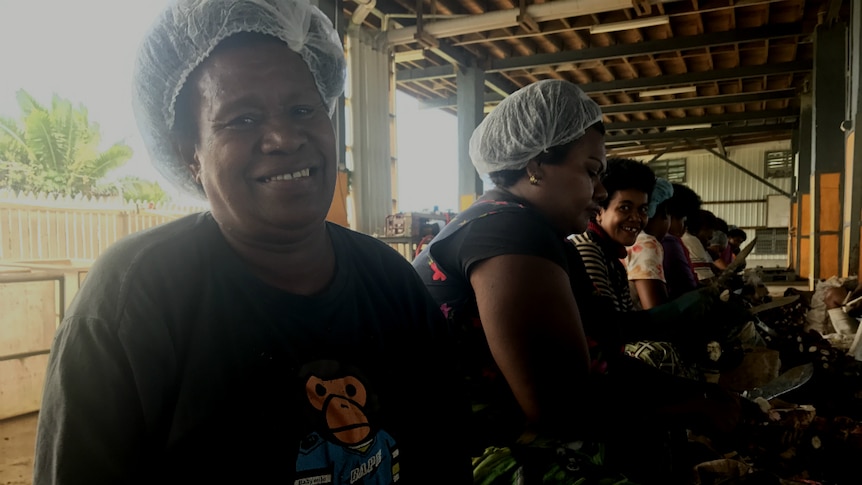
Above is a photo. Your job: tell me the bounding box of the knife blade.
[749,295,800,314]
[713,237,757,289]
[742,362,814,401]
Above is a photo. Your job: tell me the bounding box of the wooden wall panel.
[0,280,56,356]
[0,413,38,485]
[819,233,841,280]
[791,201,801,271]
[819,172,842,233]
[801,194,811,236]
[0,354,50,420]
[800,237,811,279]
[326,171,350,228]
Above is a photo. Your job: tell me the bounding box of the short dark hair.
[714,218,729,234]
[687,209,718,235]
[487,122,606,188]
[665,183,701,219]
[598,157,656,209]
[727,228,748,241]
[652,199,670,218]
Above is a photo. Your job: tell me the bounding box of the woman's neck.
[220,223,336,296]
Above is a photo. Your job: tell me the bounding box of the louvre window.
[648,158,686,183]
[765,150,794,178]
[754,228,789,255]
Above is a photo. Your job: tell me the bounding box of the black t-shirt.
[414,189,610,344]
[412,190,611,448]
[34,213,470,484]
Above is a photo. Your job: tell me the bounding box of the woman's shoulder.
[65,213,219,321]
[422,200,569,280]
[328,223,420,276]
[330,223,401,256]
[436,196,559,246]
[568,232,601,253]
[89,212,215,277]
[633,233,662,251]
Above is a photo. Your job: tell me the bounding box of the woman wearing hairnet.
[413,80,754,484]
[33,1,470,483]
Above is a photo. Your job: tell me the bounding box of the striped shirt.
[682,232,715,281]
[569,229,634,313]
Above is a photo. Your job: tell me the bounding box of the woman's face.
[697,226,715,245]
[728,236,745,249]
[529,128,607,235]
[644,211,671,242]
[668,215,686,237]
[596,188,649,247]
[182,38,337,242]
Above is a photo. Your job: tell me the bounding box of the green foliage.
[0,89,134,197]
[115,176,170,204]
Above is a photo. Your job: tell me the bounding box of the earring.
[529,174,539,185]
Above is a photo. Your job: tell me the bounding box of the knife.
[741,362,814,401]
[712,236,757,289]
[749,295,800,314]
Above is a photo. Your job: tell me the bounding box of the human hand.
[823,286,849,309]
[645,287,717,326]
[657,383,743,436]
[681,286,721,314]
[696,384,744,435]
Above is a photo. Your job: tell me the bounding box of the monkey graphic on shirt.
[294,360,399,485]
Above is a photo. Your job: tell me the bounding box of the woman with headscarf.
[626,178,674,310]
[413,80,752,484]
[33,1,470,483]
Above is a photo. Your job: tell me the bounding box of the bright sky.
[0,0,459,212]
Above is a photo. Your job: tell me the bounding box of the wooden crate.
[0,266,67,485]
[0,267,64,420]
[0,259,90,306]
[0,412,38,485]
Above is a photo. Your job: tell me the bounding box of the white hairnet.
[648,177,674,218]
[132,0,346,197]
[469,79,603,176]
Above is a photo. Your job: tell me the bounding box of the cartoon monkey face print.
[306,374,371,446]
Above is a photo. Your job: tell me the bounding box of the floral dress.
[625,232,666,311]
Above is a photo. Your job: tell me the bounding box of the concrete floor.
[0,413,37,485]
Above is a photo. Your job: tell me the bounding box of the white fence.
[0,190,206,261]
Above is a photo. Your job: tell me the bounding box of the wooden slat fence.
[0,190,207,262]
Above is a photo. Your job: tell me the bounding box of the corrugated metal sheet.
[641,140,794,229]
[701,202,766,228]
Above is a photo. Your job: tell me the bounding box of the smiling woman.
[176,34,339,245]
[31,1,471,484]
[569,157,656,313]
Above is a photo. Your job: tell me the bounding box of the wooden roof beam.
[604,108,797,131]
[605,122,795,142]
[396,22,804,81]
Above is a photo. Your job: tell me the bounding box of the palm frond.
[84,143,133,178]
[25,110,62,171]
[0,117,37,164]
[16,89,45,116]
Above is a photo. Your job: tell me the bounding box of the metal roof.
[343,0,849,157]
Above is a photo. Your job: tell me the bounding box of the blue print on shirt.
[294,361,400,484]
